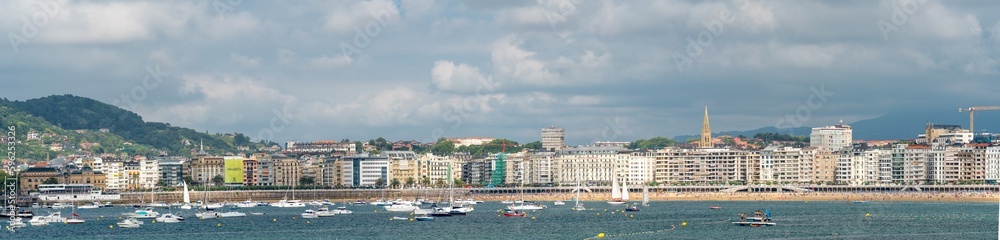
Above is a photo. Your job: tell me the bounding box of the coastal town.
[8,107,1000,198]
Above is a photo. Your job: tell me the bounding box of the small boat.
[155,213,184,223]
[709,206,722,210]
[507,202,545,211]
[351,200,368,205]
[331,206,353,215]
[64,213,85,224]
[392,216,409,221]
[196,210,218,219]
[249,212,265,216]
[624,205,640,212]
[500,200,514,204]
[430,207,452,217]
[126,207,160,219]
[415,215,434,221]
[104,202,114,208]
[77,202,101,209]
[0,206,33,218]
[42,212,67,223]
[315,207,336,217]
[51,203,75,209]
[384,203,418,212]
[301,209,319,219]
[733,210,776,227]
[851,200,869,204]
[29,216,49,226]
[502,210,526,217]
[218,208,247,218]
[117,217,141,228]
[553,201,566,206]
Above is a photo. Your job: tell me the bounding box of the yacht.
[218,210,247,218]
[331,206,353,215]
[507,202,546,211]
[77,202,102,209]
[234,200,257,208]
[50,203,75,209]
[553,201,566,206]
[384,203,418,212]
[272,199,306,208]
[64,213,85,224]
[42,212,67,223]
[28,216,49,226]
[448,204,474,215]
[117,217,141,228]
[300,209,319,219]
[196,210,218,219]
[125,207,160,219]
[155,213,184,223]
[315,207,336,217]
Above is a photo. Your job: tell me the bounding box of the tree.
[44,177,59,184]
[405,177,415,188]
[299,176,315,186]
[522,141,542,150]
[421,176,430,186]
[182,176,194,185]
[430,138,455,156]
[374,178,385,188]
[453,179,465,186]
[390,178,400,189]
[212,175,224,186]
[435,178,445,188]
[628,137,677,150]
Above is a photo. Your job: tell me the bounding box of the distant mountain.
[1,95,272,157]
[673,126,812,141]
[673,109,1000,141]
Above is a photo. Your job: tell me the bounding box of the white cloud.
[322,0,399,33]
[230,53,262,67]
[430,60,491,92]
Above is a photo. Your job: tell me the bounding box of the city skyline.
[2,1,999,146]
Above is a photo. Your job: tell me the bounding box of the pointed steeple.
[198,139,207,156]
[700,106,712,148]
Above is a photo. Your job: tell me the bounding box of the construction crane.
[958,106,1000,133]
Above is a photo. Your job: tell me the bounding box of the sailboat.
[642,185,650,207]
[607,176,626,205]
[507,166,545,211]
[272,184,305,208]
[196,158,219,219]
[180,181,192,210]
[572,170,587,211]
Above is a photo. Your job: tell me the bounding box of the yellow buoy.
[306,221,310,224]
[866,213,871,218]
[682,221,687,227]
[597,213,601,216]
[273,218,277,222]
[531,216,536,220]
[597,232,605,238]
[389,217,393,221]
[630,214,634,218]
[119,216,122,219]
[374,210,378,213]
[217,223,221,227]
[109,225,113,229]
[152,220,156,224]
[293,217,297,219]
[409,218,414,222]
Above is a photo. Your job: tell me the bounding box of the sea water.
[5,201,997,239]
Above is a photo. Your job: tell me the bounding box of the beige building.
[812,151,838,184]
[272,155,301,187]
[652,148,760,185]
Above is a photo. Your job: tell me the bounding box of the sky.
[1,0,998,146]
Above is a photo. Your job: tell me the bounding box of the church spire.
[700,106,712,148]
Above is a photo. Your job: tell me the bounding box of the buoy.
[109,225,113,229]
[531,216,536,220]
[119,216,122,219]
[152,220,156,224]
[597,213,601,216]
[217,223,221,227]
[603,209,607,212]
[682,221,687,227]
[866,213,871,218]
[293,217,297,219]
[597,232,605,238]
[630,214,634,218]
[389,217,393,221]
[306,221,310,224]
[273,218,277,222]
[374,210,378,213]
[409,218,414,222]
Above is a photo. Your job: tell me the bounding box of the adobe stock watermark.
[256,106,294,143]
[877,0,928,41]
[8,0,66,55]
[213,0,243,21]
[591,116,633,144]
[423,77,503,144]
[340,2,398,61]
[775,84,834,130]
[672,0,753,73]
[112,65,170,112]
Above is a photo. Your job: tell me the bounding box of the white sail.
[642,185,649,206]
[621,180,629,201]
[611,177,621,200]
[183,182,191,204]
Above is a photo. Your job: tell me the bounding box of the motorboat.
[234,200,257,208]
[77,202,102,209]
[307,201,324,206]
[429,207,452,217]
[196,210,218,219]
[50,203,75,209]
[500,200,514,204]
[384,203,418,212]
[331,206,353,215]
[218,207,247,218]
[502,210,526,217]
[732,210,776,227]
[249,212,265,216]
[315,207,336,217]
[125,207,160,219]
[369,200,390,206]
[29,216,49,226]
[507,202,545,211]
[709,206,722,210]
[117,217,141,228]
[300,209,319,219]
[42,212,67,223]
[155,213,184,223]
[392,216,410,221]
[415,215,434,221]
[624,204,640,212]
[257,202,270,207]
[553,201,566,206]
[351,200,367,205]
[201,203,225,210]
[448,205,474,215]
[0,206,33,218]
[272,199,306,208]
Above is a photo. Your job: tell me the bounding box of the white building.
[341,154,389,187]
[139,158,160,189]
[623,151,654,186]
[554,146,625,185]
[916,124,973,146]
[810,123,853,152]
[103,161,124,191]
[527,152,554,185]
[986,146,1000,183]
[541,127,565,151]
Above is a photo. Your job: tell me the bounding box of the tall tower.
[700,106,712,148]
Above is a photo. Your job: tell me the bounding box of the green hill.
[0,95,275,160]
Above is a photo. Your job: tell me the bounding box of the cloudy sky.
[1,0,998,145]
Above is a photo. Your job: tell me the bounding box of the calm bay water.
[6,201,998,239]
